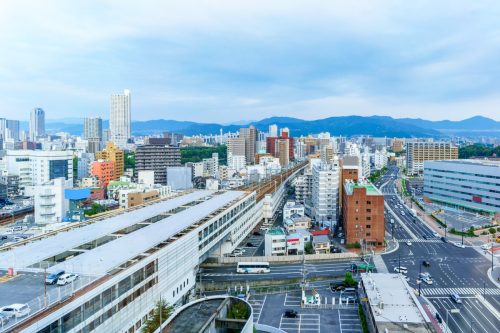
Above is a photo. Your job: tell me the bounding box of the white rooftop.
[361,273,430,324]
[49,190,245,276]
[0,190,214,270]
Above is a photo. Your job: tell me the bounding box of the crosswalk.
[397,238,441,243]
[422,287,500,296]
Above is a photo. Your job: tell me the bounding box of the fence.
[214,252,359,265]
[0,275,97,333]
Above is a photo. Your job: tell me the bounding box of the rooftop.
[344,179,382,196]
[312,235,330,244]
[266,227,285,236]
[425,159,500,168]
[361,273,430,324]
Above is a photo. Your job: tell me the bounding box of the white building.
[264,227,286,256]
[5,150,73,195]
[166,167,193,191]
[191,162,204,178]
[311,160,340,227]
[138,170,155,187]
[109,89,131,149]
[29,107,45,140]
[283,201,305,220]
[34,177,71,224]
[202,153,219,178]
[228,154,246,171]
[284,215,311,233]
[374,147,388,170]
[286,233,305,255]
[268,124,278,137]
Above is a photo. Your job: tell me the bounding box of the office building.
[4,150,73,194]
[240,125,258,164]
[135,145,181,185]
[424,159,500,215]
[0,118,20,142]
[277,139,290,166]
[227,137,246,156]
[84,117,103,153]
[33,177,71,224]
[268,124,278,137]
[29,107,45,140]
[406,141,458,176]
[343,179,385,247]
[392,139,404,153]
[311,161,340,227]
[96,142,124,179]
[109,89,131,149]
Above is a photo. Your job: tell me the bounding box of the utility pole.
[461,221,464,246]
[418,263,422,297]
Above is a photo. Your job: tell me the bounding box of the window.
[366,217,371,220]
[367,201,371,205]
[366,225,371,229]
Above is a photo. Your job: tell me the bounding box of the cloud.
[0,1,499,122]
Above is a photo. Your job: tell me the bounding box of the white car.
[57,273,79,285]
[406,241,412,246]
[0,304,30,318]
[394,266,408,274]
[481,243,492,250]
[433,232,439,237]
[422,276,433,285]
[453,242,465,249]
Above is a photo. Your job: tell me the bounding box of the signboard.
[472,196,482,202]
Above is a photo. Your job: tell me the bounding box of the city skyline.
[1,1,500,122]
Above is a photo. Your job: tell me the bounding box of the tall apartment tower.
[84,117,103,153]
[29,108,45,140]
[110,89,131,149]
[311,160,340,228]
[268,124,278,137]
[405,141,458,176]
[240,125,258,165]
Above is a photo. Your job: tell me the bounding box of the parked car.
[245,242,256,247]
[433,232,439,237]
[453,242,465,249]
[57,273,79,286]
[0,304,30,318]
[45,270,65,285]
[481,243,492,250]
[422,260,431,267]
[253,231,261,236]
[330,281,346,291]
[283,309,298,318]
[441,237,447,243]
[0,235,7,241]
[450,294,462,304]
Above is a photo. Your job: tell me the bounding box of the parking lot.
[250,286,363,332]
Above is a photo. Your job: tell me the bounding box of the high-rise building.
[277,139,290,166]
[91,160,116,189]
[29,108,45,140]
[424,160,500,215]
[268,124,278,137]
[240,125,258,165]
[406,141,458,176]
[0,119,20,142]
[110,89,131,149]
[343,179,385,246]
[311,160,340,227]
[135,145,181,185]
[96,142,124,179]
[84,117,103,153]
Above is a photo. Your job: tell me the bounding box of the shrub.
[489,228,496,234]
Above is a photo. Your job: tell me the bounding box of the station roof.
[0,190,214,270]
[49,190,245,275]
[361,273,429,324]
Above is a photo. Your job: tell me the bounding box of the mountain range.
[23,115,500,138]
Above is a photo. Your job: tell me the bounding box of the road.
[200,261,352,283]
[379,165,500,333]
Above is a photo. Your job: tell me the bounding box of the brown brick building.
[342,180,385,247]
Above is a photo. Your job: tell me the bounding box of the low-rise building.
[264,227,286,256]
[284,215,311,233]
[312,235,331,254]
[283,200,305,219]
[286,233,305,255]
[34,177,71,224]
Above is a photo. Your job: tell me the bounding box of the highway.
[379,166,500,333]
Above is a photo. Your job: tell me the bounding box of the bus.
[236,262,270,274]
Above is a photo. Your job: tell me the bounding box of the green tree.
[489,227,496,234]
[228,302,248,319]
[141,298,175,333]
[73,156,79,180]
[304,242,314,254]
[344,272,358,287]
[124,152,136,170]
[180,145,227,164]
[85,203,106,216]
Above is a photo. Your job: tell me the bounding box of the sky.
[1,0,500,123]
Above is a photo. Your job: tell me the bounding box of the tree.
[124,152,136,170]
[228,302,248,319]
[344,272,357,287]
[304,242,314,254]
[85,203,106,216]
[142,298,174,333]
[489,227,496,234]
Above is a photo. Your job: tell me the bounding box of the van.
[0,304,31,318]
[45,270,65,285]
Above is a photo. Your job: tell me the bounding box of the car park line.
[248,295,266,323]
